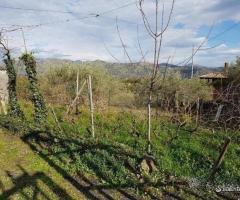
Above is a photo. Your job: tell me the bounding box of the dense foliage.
[3,55,24,118]
[20,53,47,125]
[229,56,240,83]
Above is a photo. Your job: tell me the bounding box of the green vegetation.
[33,107,240,185]
[1,103,239,199]
[3,51,24,119]
[27,59,221,78]
[0,129,85,200]
[0,57,239,199]
[20,53,47,125]
[229,56,240,83]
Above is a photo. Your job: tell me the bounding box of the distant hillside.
[178,64,222,78]
[9,58,222,78]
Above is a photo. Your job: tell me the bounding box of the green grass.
[1,102,239,199]
[0,129,85,200]
[47,106,240,185]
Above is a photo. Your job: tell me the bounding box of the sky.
[0,0,240,67]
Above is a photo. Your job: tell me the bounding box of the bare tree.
[103,0,175,155]
[176,25,215,67]
[138,0,175,154]
[116,17,133,64]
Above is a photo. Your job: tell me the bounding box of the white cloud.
[0,0,239,67]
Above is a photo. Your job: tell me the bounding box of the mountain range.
[1,58,223,78]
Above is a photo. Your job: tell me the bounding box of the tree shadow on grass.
[22,132,140,200]
[20,131,231,200]
[0,165,73,200]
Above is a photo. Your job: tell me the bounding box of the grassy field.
[47,106,240,185]
[0,102,239,199]
[0,129,85,200]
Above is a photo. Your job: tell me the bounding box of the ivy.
[20,53,47,125]
[3,55,24,119]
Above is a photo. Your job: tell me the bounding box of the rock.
[54,138,59,143]
[139,154,158,175]
[140,158,150,174]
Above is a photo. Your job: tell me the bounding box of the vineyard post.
[87,75,95,138]
[75,68,79,114]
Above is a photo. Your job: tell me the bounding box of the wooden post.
[67,80,86,114]
[50,105,63,134]
[75,68,79,114]
[209,137,231,181]
[108,90,111,106]
[87,75,95,138]
[156,93,159,116]
[175,92,179,114]
[196,97,200,124]
[148,102,151,154]
[214,104,224,122]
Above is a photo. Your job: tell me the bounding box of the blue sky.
[0,0,240,67]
